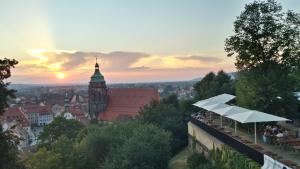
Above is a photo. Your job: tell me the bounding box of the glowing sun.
[56,72,66,79]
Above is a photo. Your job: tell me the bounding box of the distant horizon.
[9,76,201,86]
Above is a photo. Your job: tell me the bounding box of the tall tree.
[137,98,187,154]
[236,64,298,117]
[38,117,84,148]
[194,70,234,100]
[0,58,25,169]
[291,69,300,91]
[25,148,64,169]
[225,0,300,117]
[100,124,171,169]
[0,58,18,115]
[225,0,300,71]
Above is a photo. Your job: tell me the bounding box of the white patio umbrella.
[193,93,235,108]
[192,100,211,107]
[212,106,251,130]
[226,110,289,144]
[192,94,235,126]
[203,93,235,105]
[201,103,229,111]
[201,103,230,123]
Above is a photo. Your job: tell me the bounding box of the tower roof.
[90,60,105,83]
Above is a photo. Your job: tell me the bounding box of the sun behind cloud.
[56,72,66,79]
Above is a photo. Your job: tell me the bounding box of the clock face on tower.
[88,61,108,120]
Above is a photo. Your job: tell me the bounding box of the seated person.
[272,126,279,135]
[283,130,289,137]
[276,131,284,142]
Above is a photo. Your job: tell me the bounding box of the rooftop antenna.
[95,56,98,63]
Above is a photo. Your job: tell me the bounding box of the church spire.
[90,56,105,83]
[95,56,99,69]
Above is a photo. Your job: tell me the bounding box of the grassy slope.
[168,148,189,169]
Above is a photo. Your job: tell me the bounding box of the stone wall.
[188,121,224,151]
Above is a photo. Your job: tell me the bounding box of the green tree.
[180,98,198,123]
[162,93,180,109]
[0,58,18,114]
[38,117,84,148]
[75,129,117,169]
[187,152,211,169]
[0,58,25,169]
[25,148,64,169]
[101,124,171,169]
[137,99,187,154]
[210,146,260,169]
[194,70,234,100]
[225,0,300,71]
[236,65,298,117]
[72,122,139,169]
[225,0,300,117]
[291,69,300,90]
[51,136,75,169]
[0,127,25,169]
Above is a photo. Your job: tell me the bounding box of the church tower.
[88,59,108,120]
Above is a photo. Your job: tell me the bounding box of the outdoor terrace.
[190,112,300,169]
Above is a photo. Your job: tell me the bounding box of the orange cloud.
[11,49,235,84]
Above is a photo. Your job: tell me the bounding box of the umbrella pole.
[234,121,237,134]
[254,122,257,144]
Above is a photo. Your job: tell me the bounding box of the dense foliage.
[236,65,299,117]
[291,69,300,91]
[0,126,25,169]
[0,58,25,169]
[100,124,170,169]
[194,70,234,100]
[137,94,188,154]
[38,117,84,148]
[225,0,300,71]
[187,147,260,169]
[26,121,171,169]
[187,152,212,169]
[225,0,300,118]
[0,58,18,115]
[210,146,260,169]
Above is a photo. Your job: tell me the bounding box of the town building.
[23,105,54,126]
[61,92,89,125]
[3,107,33,148]
[3,107,29,128]
[88,60,159,121]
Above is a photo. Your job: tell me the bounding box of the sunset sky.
[1,0,299,84]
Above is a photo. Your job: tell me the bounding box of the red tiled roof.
[23,105,52,115]
[4,107,30,127]
[69,105,89,125]
[98,88,159,121]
